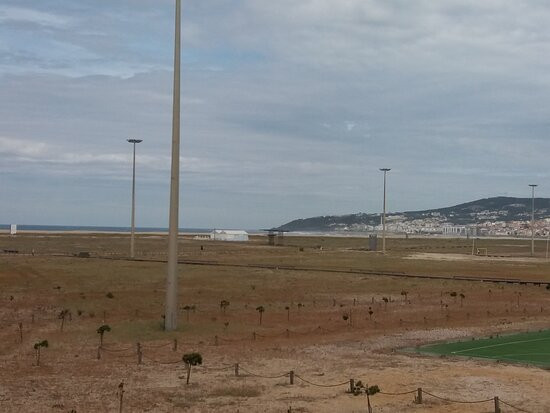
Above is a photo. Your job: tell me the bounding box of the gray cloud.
[2,1,550,228]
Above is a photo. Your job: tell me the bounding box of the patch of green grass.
[418,330,550,367]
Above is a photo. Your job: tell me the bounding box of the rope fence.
[422,390,494,404]
[1,326,536,413]
[500,399,532,412]
[1,309,540,413]
[293,374,349,388]
[92,344,535,412]
[378,389,417,396]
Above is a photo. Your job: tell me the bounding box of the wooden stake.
[118,382,124,413]
[494,396,501,413]
[289,370,294,385]
[415,387,423,404]
[234,363,239,377]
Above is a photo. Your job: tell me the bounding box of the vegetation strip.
[89,255,550,287]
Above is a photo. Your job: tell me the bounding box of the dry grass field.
[1,232,550,412]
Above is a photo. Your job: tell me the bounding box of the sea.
[0,224,264,234]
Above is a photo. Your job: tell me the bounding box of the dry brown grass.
[1,233,550,412]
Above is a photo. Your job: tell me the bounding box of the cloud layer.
[2,0,550,228]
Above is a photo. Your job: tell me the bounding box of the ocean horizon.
[0,224,262,234]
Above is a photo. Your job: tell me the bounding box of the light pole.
[546,231,549,260]
[380,168,391,254]
[529,184,537,257]
[127,139,142,259]
[165,0,181,331]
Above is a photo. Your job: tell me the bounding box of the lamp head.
[127,139,143,144]
[379,168,391,172]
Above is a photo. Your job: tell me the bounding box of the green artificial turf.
[419,330,550,367]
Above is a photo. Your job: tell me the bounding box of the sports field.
[419,330,550,367]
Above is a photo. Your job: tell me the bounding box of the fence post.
[253,332,256,341]
[173,338,177,352]
[214,335,219,346]
[234,363,239,377]
[286,329,290,338]
[289,370,294,385]
[118,382,124,413]
[18,322,23,344]
[97,346,101,360]
[415,387,423,404]
[349,379,354,393]
[494,396,500,413]
[137,342,142,365]
[31,313,35,324]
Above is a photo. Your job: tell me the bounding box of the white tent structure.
[210,230,249,242]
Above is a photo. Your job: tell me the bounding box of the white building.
[210,230,249,242]
[10,224,17,235]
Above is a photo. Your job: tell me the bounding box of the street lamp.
[380,168,391,254]
[529,184,537,257]
[127,139,142,259]
[165,0,181,331]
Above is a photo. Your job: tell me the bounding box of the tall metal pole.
[529,184,537,257]
[546,231,549,260]
[127,139,142,259]
[380,168,391,254]
[165,0,181,331]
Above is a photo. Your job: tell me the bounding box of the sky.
[2,1,550,229]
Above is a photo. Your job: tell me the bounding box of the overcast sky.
[2,1,550,229]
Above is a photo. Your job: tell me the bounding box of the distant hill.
[277,197,550,232]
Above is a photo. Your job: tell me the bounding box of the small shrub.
[367,385,380,395]
[58,309,70,331]
[182,352,203,384]
[34,340,49,366]
[220,300,230,314]
[256,306,265,325]
[106,292,114,299]
[97,324,111,346]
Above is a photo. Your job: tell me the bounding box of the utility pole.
[127,139,142,259]
[529,184,537,257]
[379,168,391,254]
[165,0,181,331]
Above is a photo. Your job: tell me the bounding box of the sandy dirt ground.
[2,322,549,412]
[1,234,550,412]
[406,252,550,264]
